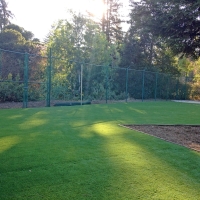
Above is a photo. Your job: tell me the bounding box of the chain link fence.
[0,49,48,108]
[0,48,196,108]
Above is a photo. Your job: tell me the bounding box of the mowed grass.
[0,101,200,200]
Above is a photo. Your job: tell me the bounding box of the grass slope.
[0,101,200,200]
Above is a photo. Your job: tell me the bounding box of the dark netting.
[83,63,107,103]
[0,48,196,108]
[0,50,24,104]
[0,49,48,108]
[143,71,156,100]
[128,70,144,100]
[112,67,127,101]
[28,54,48,107]
[50,57,82,104]
[174,76,187,100]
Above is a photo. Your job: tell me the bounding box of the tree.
[86,0,123,44]
[103,0,123,44]
[5,24,34,40]
[0,0,13,31]
[46,12,120,100]
[129,0,200,58]
[0,26,43,80]
[118,0,182,74]
[120,26,179,74]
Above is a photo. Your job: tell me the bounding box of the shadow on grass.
[120,127,200,196]
[0,102,200,199]
[0,124,126,199]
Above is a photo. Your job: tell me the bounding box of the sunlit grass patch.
[0,136,21,154]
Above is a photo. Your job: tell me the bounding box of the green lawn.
[0,101,200,200]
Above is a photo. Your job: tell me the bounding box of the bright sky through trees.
[8,0,129,41]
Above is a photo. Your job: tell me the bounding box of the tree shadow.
[1,103,200,199]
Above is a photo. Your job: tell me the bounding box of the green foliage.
[178,57,194,74]
[129,0,200,58]
[2,2,200,102]
[0,73,23,102]
[0,23,46,103]
[4,24,34,40]
[177,57,200,100]
[190,82,200,100]
[102,0,123,44]
[0,0,13,31]
[0,29,26,47]
[121,22,179,74]
[46,12,120,100]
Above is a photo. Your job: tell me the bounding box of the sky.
[8,0,130,42]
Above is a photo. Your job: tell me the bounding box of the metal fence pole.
[176,77,179,100]
[23,52,29,108]
[46,48,52,107]
[106,65,108,104]
[81,64,83,105]
[166,75,169,101]
[184,74,187,100]
[0,49,2,77]
[125,67,129,102]
[142,70,145,102]
[154,72,158,101]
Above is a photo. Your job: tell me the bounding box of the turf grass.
[0,101,200,199]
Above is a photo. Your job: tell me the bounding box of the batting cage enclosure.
[0,48,194,108]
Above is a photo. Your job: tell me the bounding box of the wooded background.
[0,0,200,106]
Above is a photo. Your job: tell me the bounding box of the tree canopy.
[129,0,200,58]
[2,0,200,101]
[0,0,13,31]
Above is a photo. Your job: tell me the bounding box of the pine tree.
[102,0,123,44]
[129,0,200,58]
[0,0,13,31]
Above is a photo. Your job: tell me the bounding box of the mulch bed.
[0,101,47,109]
[0,100,75,109]
[0,99,162,109]
[124,125,200,152]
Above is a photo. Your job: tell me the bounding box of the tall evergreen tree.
[0,0,13,31]
[129,0,200,58]
[120,16,179,73]
[104,0,123,44]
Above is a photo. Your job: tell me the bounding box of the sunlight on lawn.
[110,108,125,113]
[19,118,47,129]
[90,121,200,199]
[8,115,23,119]
[129,107,147,114]
[0,136,21,154]
[92,123,121,136]
[19,111,48,129]
[0,103,200,199]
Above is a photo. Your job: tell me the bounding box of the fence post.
[166,75,169,101]
[125,67,129,102]
[106,65,108,104]
[46,48,52,107]
[81,64,83,105]
[184,74,187,100]
[0,49,2,77]
[154,72,158,101]
[142,70,145,102]
[23,52,29,108]
[176,77,179,100]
